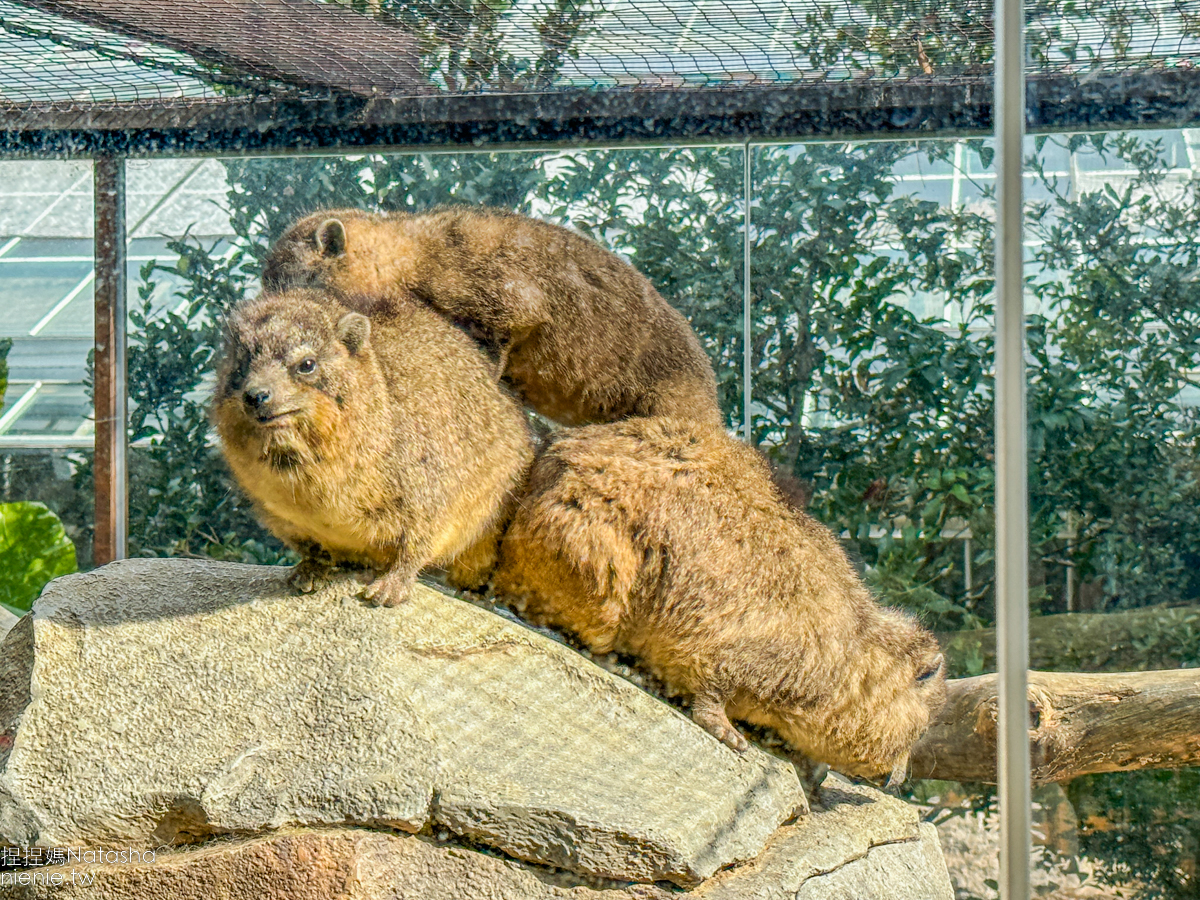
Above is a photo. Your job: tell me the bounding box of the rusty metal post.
[93,156,127,565]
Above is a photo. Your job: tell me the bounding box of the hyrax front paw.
[361,568,417,608]
[288,557,333,594]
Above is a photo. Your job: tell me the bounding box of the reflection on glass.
[0,160,91,614]
[109,136,1200,897]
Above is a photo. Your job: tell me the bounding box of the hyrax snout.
[212,289,535,606]
[493,417,947,784]
[262,206,723,428]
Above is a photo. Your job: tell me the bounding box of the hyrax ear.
[336,312,370,355]
[315,218,347,258]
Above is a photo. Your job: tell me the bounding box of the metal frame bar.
[92,155,127,565]
[29,271,95,336]
[3,67,1200,159]
[0,381,43,434]
[743,140,753,444]
[995,0,1032,893]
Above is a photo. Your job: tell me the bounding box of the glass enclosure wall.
[0,160,93,613]
[50,134,1194,897]
[1021,131,1200,899]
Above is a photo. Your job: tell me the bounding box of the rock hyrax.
[493,418,947,784]
[212,289,535,606]
[261,206,722,428]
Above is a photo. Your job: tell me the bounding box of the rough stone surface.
[695,777,953,900]
[0,790,954,900]
[0,558,802,886]
[0,829,659,900]
[0,608,16,643]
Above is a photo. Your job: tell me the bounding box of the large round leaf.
[0,501,78,614]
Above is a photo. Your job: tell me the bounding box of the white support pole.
[743,140,753,444]
[995,0,1031,893]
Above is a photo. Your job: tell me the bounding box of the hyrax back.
[262,207,722,428]
[212,289,535,606]
[493,418,947,784]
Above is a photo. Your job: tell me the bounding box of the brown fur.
[212,289,535,606]
[262,207,722,428]
[493,418,947,782]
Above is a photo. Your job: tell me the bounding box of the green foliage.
[1070,770,1200,898]
[0,343,78,614]
[794,0,1181,78]
[0,501,77,615]
[0,336,9,403]
[1024,134,1200,611]
[331,0,599,91]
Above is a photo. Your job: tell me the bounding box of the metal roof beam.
[3,68,1200,158]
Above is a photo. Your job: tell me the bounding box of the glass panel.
[1024,130,1200,900]
[749,139,995,631]
[0,159,93,615]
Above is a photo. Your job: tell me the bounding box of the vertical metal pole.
[743,140,753,444]
[94,157,127,565]
[995,0,1031,891]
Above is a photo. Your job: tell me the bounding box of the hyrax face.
[867,622,948,785]
[213,292,372,466]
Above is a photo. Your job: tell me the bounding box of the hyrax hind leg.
[691,689,750,753]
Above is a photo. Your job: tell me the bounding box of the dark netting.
[4,0,1200,102]
[0,0,1199,151]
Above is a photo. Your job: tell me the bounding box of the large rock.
[0,607,16,642]
[0,559,801,886]
[0,829,656,900]
[0,782,952,900]
[695,778,954,899]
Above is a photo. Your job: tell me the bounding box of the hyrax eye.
[296,357,318,375]
[917,652,945,682]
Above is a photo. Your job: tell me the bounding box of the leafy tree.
[1070,769,1200,899]
[333,0,599,91]
[794,0,1177,78]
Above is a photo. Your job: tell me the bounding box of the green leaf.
[0,502,78,612]
[0,335,10,407]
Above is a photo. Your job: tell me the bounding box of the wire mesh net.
[2,0,1200,109]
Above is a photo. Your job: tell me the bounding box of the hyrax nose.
[244,388,271,410]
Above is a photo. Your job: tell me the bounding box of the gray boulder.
[695,777,954,899]
[0,558,802,886]
[0,607,16,642]
[0,782,952,899]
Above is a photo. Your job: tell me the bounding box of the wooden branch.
[940,604,1200,676]
[911,669,1200,785]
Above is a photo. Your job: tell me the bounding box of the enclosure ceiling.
[1,0,1200,154]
